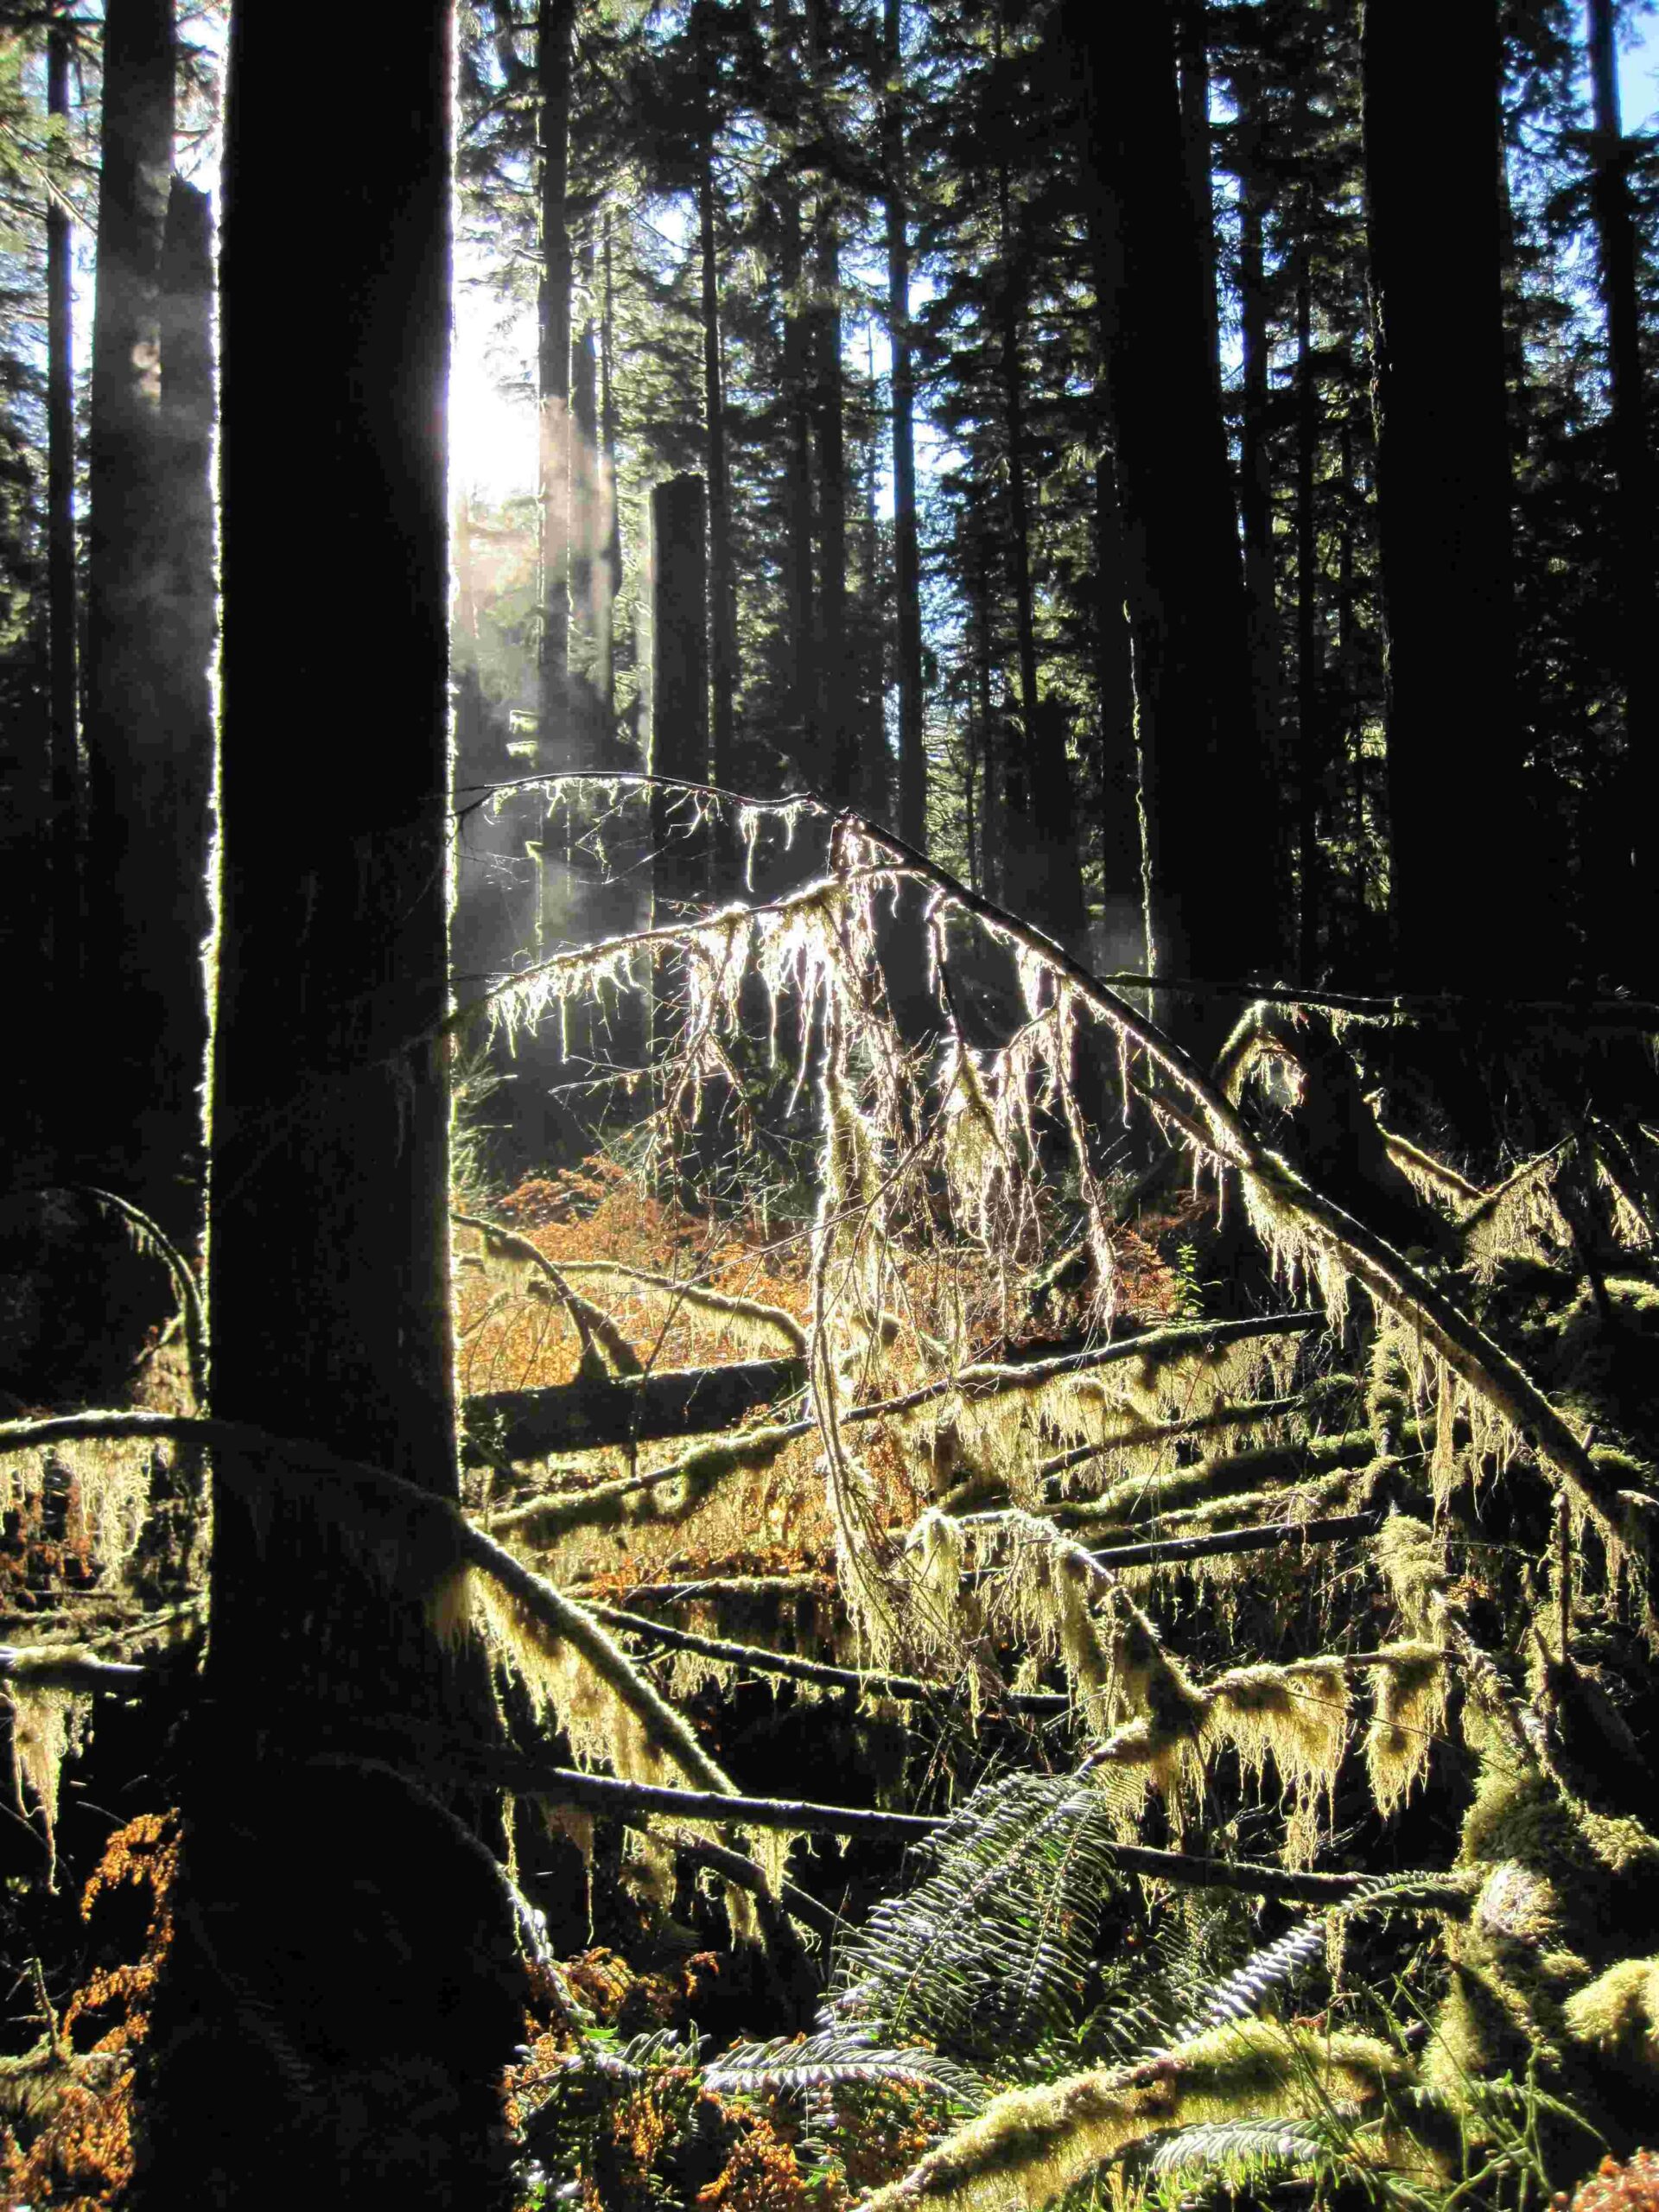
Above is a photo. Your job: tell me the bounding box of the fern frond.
[829,1770,1128,2065]
[706,2029,982,2109]
[1139,2112,1335,2177]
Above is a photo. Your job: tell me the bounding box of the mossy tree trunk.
[46,17,79,1038]
[135,10,523,2202]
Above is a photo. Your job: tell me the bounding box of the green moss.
[1563,1956,1659,2081]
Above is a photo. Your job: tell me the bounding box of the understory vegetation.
[6,783,1659,2209]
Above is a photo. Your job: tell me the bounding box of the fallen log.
[461,1356,808,1464]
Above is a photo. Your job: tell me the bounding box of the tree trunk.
[136,7,524,2203]
[694,14,738,798]
[82,0,195,1217]
[1064,0,1275,1033]
[1362,1,1544,987]
[1235,66,1281,853]
[995,217,1084,949]
[1173,0,1223,406]
[46,18,79,1028]
[883,0,926,850]
[154,173,214,1076]
[805,0,855,804]
[571,235,602,760]
[648,474,710,912]
[598,207,620,732]
[1294,249,1322,979]
[1584,0,1656,973]
[537,0,575,763]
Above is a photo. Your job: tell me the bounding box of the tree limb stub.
[461,1357,808,1464]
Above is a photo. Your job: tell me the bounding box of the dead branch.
[461,1356,808,1464]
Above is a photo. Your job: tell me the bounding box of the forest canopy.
[1,2,1658,2209]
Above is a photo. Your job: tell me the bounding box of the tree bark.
[136,10,524,2199]
[1173,0,1223,405]
[598,207,620,731]
[1294,248,1323,978]
[648,474,710,914]
[1583,0,1657,972]
[46,18,78,1027]
[694,6,738,798]
[1063,0,1275,1033]
[883,0,926,850]
[537,0,575,763]
[805,0,855,803]
[81,0,194,1217]
[1235,62,1281,856]
[1363,2,1546,987]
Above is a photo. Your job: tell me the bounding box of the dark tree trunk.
[537,0,575,761]
[137,7,523,2203]
[1584,0,1657,973]
[1064,0,1275,1034]
[1235,68,1281,837]
[772,0,817,769]
[883,0,926,850]
[1294,250,1322,979]
[571,236,602,759]
[155,174,214,1069]
[1363,2,1548,987]
[46,18,78,1023]
[995,211,1084,948]
[1173,0,1223,404]
[82,0,197,1217]
[598,207,620,730]
[694,11,738,797]
[648,474,710,911]
[805,0,855,804]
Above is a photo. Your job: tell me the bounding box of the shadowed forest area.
[2,2,1659,2208]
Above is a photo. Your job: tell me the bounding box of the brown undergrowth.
[0,1812,176,2209]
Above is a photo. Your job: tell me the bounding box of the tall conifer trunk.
[537,0,575,762]
[1584,0,1656,969]
[1362,2,1548,985]
[1064,0,1274,1034]
[805,0,855,803]
[694,3,738,797]
[137,9,523,2199]
[1294,249,1322,978]
[46,17,78,1024]
[883,0,926,850]
[82,0,198,1217]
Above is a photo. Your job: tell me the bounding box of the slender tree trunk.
[1363,2,1543,985]
[1173,0,1223,405]
[1294,249,1322,979]
[805,0,855,803]
[1584,0,1656,970]
[155,174,214,1056]
[81,0,189,1213]
[46,19,78,1020]
[537,0,575,762]
[137,8,523,2202]
[883,0,926,849]
[1093,429,1139,932]
[694,16,738,798]
[1064,0,1274,1034]
[597,207,620,731]
[1235,69,1281,832]
[571,236,601,759]
[648,475,711,880]
[995,204,1084,948]
[772,0,817,768]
